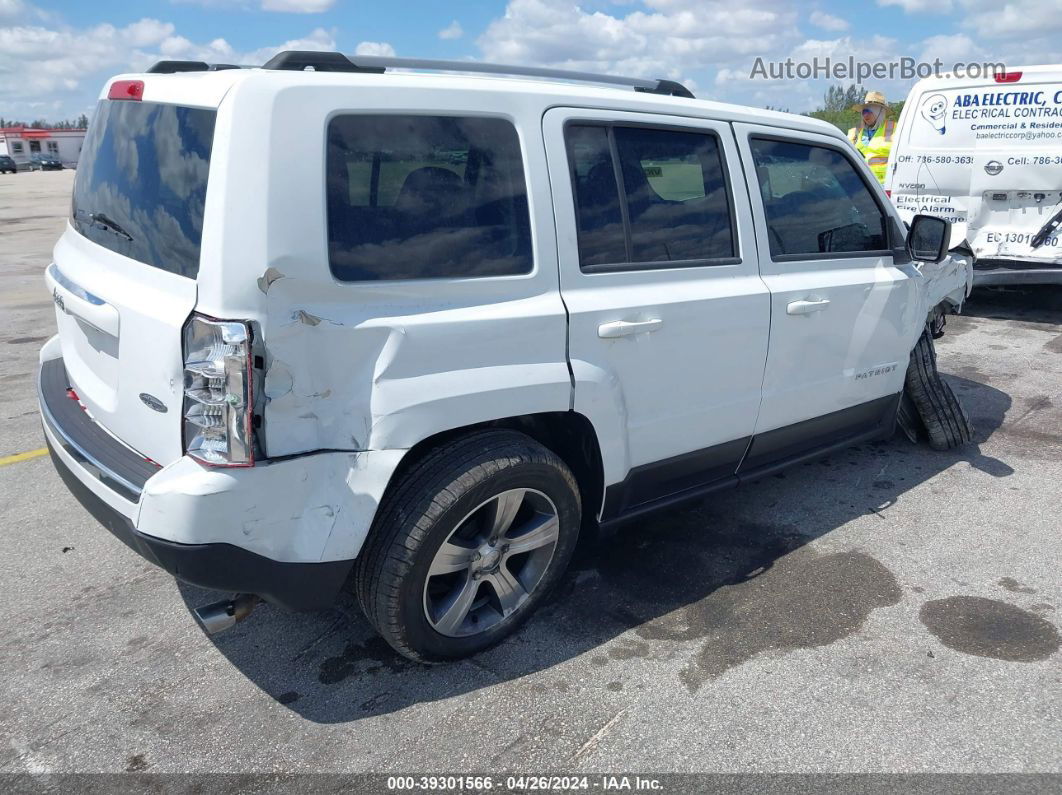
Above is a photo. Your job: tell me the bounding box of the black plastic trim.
[147,61,210,74]
[739,394,899,475]
[600,394,899,528]
[47,441,352,612]
[262,51,385,73]
[39,358,159,500]
[602,436,750,520]
[635,79,695,99]
[974,258,1062,271]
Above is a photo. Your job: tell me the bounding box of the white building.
[0,127,87,168]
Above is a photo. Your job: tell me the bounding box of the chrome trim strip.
[47,262,106,306]
[38,366,142,502]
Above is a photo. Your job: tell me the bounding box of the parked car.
[38,52,972,662]
[29,153,63,171]
[887,64,1062,286]
[0,155,17,173]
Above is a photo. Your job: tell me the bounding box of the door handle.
[598,318,664,338]
[786,298,830,316]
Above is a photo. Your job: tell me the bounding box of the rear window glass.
[71,100,216,279]
[327,115,532,281]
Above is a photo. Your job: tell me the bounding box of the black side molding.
[600,394,900,529]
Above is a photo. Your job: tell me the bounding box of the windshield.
[71,100,216,278]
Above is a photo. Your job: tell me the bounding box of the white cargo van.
[887,65,1062,286]
[40,52,971,662]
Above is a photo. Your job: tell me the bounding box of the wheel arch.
[386,411,607,529]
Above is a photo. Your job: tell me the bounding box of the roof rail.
[261,51,695,98]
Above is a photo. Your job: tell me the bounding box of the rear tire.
[903,327,972,450]
[354,429,581,662]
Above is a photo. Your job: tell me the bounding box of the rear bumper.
[45,440,352,611]
[37,347,402,612]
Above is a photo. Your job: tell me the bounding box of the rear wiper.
[76,209,134,242]
[1030,202,1062,250]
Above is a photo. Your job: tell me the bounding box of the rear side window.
[71,100,215,279]
[327,115,532,281]
[567,123,737,272]
[750,138,887,259]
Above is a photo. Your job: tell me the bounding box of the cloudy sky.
[1,0,1059,122]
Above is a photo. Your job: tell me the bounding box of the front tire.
[904,326,972,450]
[354,430,581,662]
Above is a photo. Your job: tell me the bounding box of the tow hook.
[193,593,261,635]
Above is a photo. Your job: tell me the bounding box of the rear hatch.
[889,70,1062,266]
[47,93,217,466]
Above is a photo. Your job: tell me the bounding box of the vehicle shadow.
[178,374,1013,724]
[961,284,1062,324]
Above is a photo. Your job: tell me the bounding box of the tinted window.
[567,124,736,271]
[327,115,532,281]
[71,100,215,279]
[750,138,887,258]
[567,125,627,267]
[614,127,735,264]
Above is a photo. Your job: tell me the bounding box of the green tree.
[807,83,905,134]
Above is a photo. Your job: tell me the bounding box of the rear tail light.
[108,80,144,100]
[182,314,256,467]
[994,71,1022,84]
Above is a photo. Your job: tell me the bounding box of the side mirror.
[906,214,951,263]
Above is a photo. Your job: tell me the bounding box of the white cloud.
[438,20,464,40]
[0,0,25,19]
[877,0,952,11]
[260,0,336,12]
[173,0,336,10]
[0,19,337,120]
[959,0,1062,40]
[809,10,849,32]
[477,0,799,83]
[354,41,396,57]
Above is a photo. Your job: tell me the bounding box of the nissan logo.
[984,160,1003,176]
[139,393,168,413]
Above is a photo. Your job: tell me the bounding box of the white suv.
[38,52,971,661]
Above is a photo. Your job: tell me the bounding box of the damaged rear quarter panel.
[258,273,572,457]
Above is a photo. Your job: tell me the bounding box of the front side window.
[567,123,736,271]
[750,138,887,258]
[326,115,532,281]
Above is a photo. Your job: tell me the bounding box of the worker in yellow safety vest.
[847,90,894,185]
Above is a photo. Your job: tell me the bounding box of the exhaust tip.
[193,594,260,635]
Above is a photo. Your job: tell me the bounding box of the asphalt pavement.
[0,171,1059,777]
